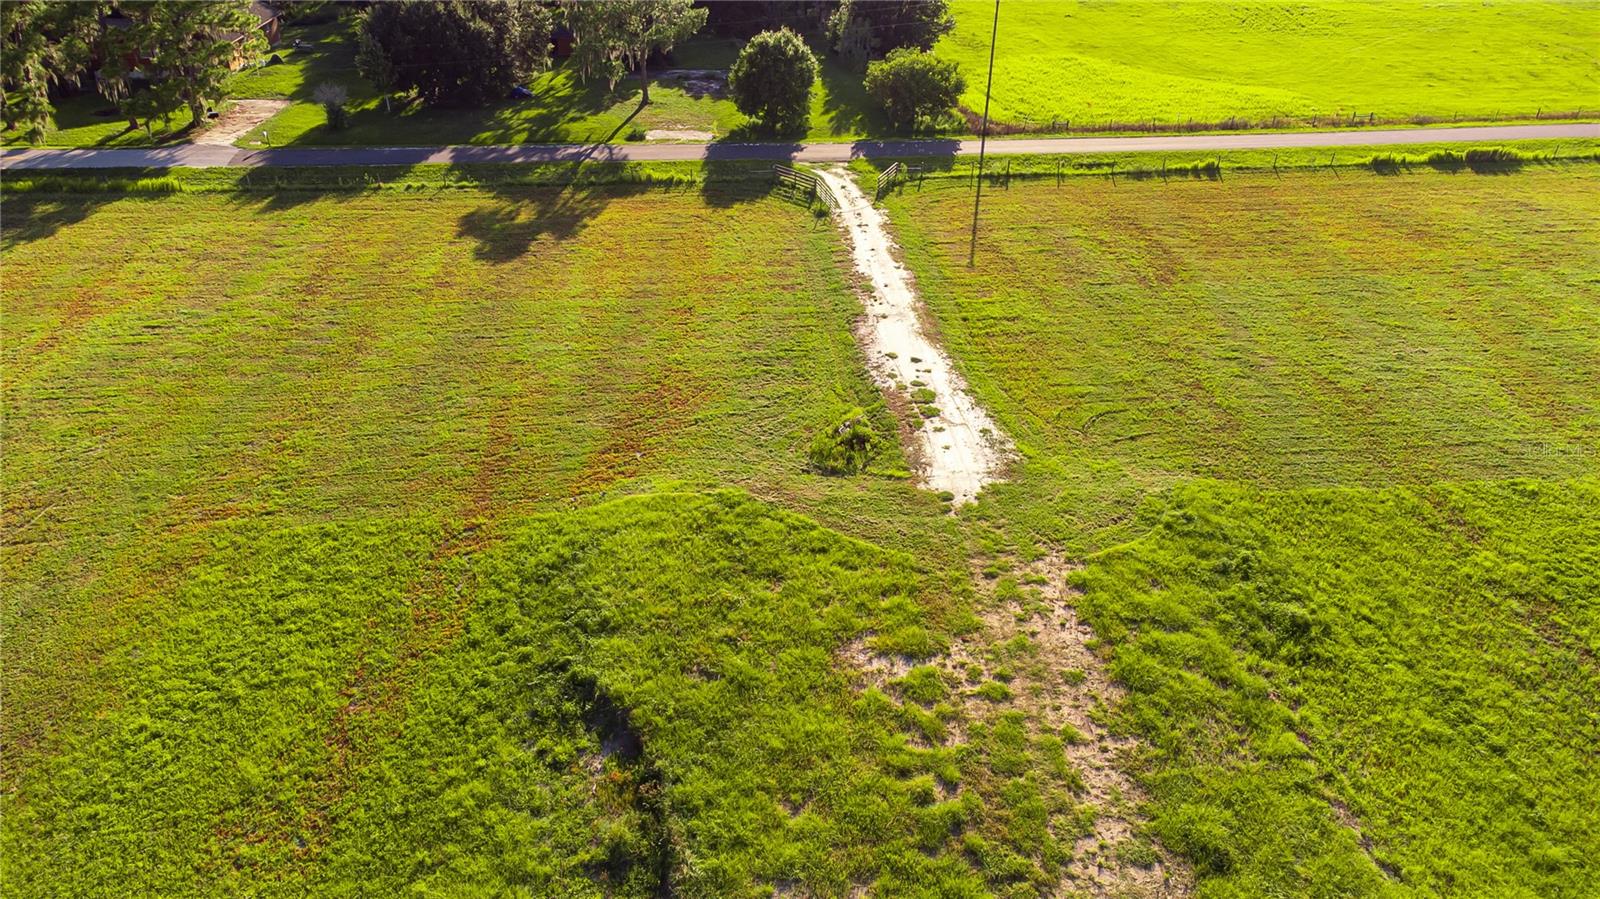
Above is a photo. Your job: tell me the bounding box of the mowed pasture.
[1,179,948,746]
[3,180,1133,896]
[880,163,1600,894]
[5,159,1600,896]
[938,0,1600,126]
[0,183,1020,894]
[883,165,1600,547]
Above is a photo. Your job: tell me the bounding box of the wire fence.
[865,140,1598,198]
[958,106,1597,138]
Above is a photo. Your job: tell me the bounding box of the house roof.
[223,1,279,44]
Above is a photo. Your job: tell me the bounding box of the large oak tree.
[358,0,551,109]
[98,1,264,132]
[562,0,708,104]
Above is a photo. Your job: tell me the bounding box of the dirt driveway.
[815,165,1011,505]
[192,99,288,146]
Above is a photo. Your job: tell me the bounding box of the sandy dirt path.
[815,166,1009,505]
[192,99,289,147]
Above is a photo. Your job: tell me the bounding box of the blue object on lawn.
[511,85,533,100]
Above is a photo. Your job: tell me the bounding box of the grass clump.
[893,665,950,705]
[807,407,882,475]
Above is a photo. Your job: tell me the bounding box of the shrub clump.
[864,48,966,132]
[312,83,349,130]
[808,407,880,475]
[728,28,818,134]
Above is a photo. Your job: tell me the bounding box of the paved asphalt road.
[2,123,1595,170]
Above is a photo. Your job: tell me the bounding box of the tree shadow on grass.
[816,54,882,138]
[223,162,423,213]
[270,54,631,147]
[0,192,129,251]
[1431,155,1528,175]
[1368,154,1531,177]
[698,151,793,209]
[0,163,216,249]
[453,174,649,263]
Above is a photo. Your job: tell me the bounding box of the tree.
[829,10,873,72]
[728,28,817,133]
[702,1,832,39]
[2,1,104,142]
[561,0,708,104]
[358,1,550,108]
[98,1,264,131]
[828,0,952,70]
[863,47,965,132]
[354,22,396,113]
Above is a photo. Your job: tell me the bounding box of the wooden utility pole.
[968,0,1000,267]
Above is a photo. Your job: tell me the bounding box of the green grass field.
[24,0,1594,148]
[879,164,1600,894]
[4,159,1599,896]
[6,491,999,894]
[0,180,1101,895]
[938,0,1600,127]
[882,164,1600,547]
[1,181,938,770]
[1074,479,1600,897]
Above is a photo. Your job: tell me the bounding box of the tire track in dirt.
[815,166,1010,505]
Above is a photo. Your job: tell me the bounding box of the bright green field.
[881,165,1600,895]
[14,2,1596,147]
[1,182,1097,895]
[883,165,1600,546]
[938,0,1600,125]
[1074,479,1600,897]
[5,491,994,894]
[5,162,1600,896]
